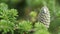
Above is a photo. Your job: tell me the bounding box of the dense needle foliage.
[0,0,60,34]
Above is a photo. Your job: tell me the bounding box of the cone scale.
[37,6,50,28]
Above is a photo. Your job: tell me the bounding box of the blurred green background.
[0,0,60,34]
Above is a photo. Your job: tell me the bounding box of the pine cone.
[37,6,50,28]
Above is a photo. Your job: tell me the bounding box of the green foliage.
[34,22,47,30]
[0,0,60,34]
[0,3,17,34]
[0,20,15,34]
[33,22,50,34]
[0,3,49,34]
[34,30,49,34]
[29,11,37,18]
[0,3,18,22]
[18,20,32,31]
